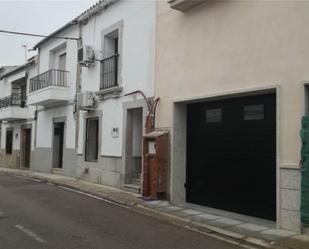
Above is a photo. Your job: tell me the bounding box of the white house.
[0,57,37,169]
[28,22,79,176]
[27,0,156,193]
[76,0,156,192]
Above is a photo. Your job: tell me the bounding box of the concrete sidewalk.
[1,167,308,249]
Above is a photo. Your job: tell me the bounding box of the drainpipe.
[75,22,83,149]
[33,49,40,149]
[124,90,159,133]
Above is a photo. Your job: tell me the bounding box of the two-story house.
[154,0,309,233]
[27,0,156,194]
[76,0,155,193]
[28,22,79,176]
[0,57,37,169]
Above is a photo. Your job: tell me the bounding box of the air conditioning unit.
[77,91,95,110]
[78,46,94,65]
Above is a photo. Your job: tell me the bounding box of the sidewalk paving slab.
[1,167,309,249]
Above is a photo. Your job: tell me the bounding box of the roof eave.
[0,61,35,80]
[33,20,78,49]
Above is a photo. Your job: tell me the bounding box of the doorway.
[21,128,31,168]
[53,122,64,168]
[124,108,143,191]
[85,118,99,162]
[186,93,276,220]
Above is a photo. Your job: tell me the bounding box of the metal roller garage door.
[186,93,276,220]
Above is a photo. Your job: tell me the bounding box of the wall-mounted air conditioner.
[77,91,95,110]
[78,46,94,66]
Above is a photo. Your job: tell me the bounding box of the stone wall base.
[76,155,122,188]
[0,150,20,168]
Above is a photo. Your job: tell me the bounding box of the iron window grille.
[100,54,118,90]
[0,93,27,109]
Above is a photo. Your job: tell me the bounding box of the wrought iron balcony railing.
[100,54,118,90]
[0,93,27,109]
[29,69,68,93]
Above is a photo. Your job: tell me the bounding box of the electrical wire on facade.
[0,29,79,41]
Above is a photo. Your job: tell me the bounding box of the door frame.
[121,99,148,189]
[20,124,32,168]
[52,117,66,169]
[85,117,99,162]
[185,92,277,220]
[82,110,102,162]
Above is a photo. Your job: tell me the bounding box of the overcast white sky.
[0,0,98,67]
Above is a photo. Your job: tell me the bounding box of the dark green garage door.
[186,93,276,220]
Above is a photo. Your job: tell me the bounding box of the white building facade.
[26,0,156,192]
[76,0,156,191]
[0,59,37,169]
[28,24,79,176]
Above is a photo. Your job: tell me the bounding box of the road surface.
[0,172,246,249]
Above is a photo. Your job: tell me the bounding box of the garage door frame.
[171,86,280,224]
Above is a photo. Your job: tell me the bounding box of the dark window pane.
[85,118,99,162]
[206,108,222,123]
[244,104,264,120]
[6,130,13,154]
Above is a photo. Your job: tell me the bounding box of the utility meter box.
[143,130,169,199]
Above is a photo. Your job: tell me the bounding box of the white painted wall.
[79,0,156,157]
[0,122,20,150]
[35,26,78,150]
[37,26,78,99]
[0,123,6,150]
[36,105,75,149]
[0,78,11,98]
[0,62,37,151]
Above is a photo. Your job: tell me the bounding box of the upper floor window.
[58,52,67,71]
[29,43,68,93]
[6,129,13,154]
[100,21,123,90]
[49,43,67,71]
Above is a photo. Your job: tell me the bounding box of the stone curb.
[0,168,296,249]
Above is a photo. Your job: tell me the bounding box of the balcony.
[28,69,70,106]
[0,93,29,121]
[168,0,207,11]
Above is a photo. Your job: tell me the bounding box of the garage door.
[186,93,276,220]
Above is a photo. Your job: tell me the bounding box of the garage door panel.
[187,93,276,220]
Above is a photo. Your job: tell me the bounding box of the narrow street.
[0,172,246,249]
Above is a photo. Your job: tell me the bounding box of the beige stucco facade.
[155,0,309,232]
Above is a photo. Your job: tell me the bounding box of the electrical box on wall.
[148,141,156,154]
[111,127,119,138]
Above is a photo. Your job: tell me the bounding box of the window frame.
[6,129,13,155]
[85,117,99,162]
[100,20,123,90]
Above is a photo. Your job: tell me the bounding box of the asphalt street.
[0,172,245,249]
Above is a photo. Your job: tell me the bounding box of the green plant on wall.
[300,116,309,224]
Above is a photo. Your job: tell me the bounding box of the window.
[6,130,13,154]
[49,43,66,71]
[85,118,99,162]
[101,28,120,90]
[58,52,66,71]
[206,109,222,123]
[244,104,264,120]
